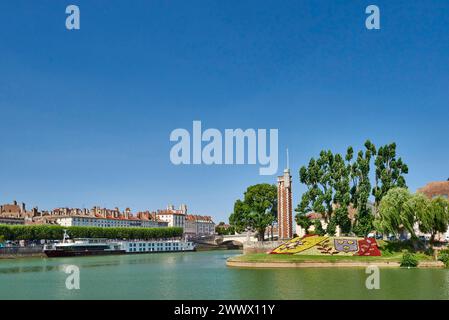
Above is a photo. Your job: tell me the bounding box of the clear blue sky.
[1,0,448,222]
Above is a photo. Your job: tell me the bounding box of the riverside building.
[156,204,187,229]
[184,215,215,237]
[56,216,168,228]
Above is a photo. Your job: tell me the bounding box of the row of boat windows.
[128,247,183,252]
[128,243,180,247]
[57,246,111,251]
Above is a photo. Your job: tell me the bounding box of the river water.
[1,250,448,299]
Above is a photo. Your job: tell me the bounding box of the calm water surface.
[1,250,448,299]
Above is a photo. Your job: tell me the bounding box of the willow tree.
[418,196,449,243]
[374,187,412,238]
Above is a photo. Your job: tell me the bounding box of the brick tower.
[277,167,292,240]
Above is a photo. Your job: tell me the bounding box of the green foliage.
[324,217,336,236]
[400,251,418,267]
[229,200,248,234]
[350,141,376,236]
[296,150,335,222]
[229,183,278,241]
[215,222,234,235]
[375,187,412,237]
[295,141,409,237]
[376,189,449,244]
[313,219,326,236]
[295,149,353,235]
[295,214,312,234]
[352,207,374,237]
[419,196,449,243]
[372,143,409,207]
[0,225,182,241]
[438,250,449,268]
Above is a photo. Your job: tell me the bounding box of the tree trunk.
[258,228,266,241]
[430,233,436,244]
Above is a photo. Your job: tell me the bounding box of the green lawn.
[231,253,400,263]
[231,251,433,264]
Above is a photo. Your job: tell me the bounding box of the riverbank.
[0,253,45,259]
[227,253,445,268]
[0,246,45,259]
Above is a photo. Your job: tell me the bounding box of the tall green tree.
[350,140,376,236]
[372,143,409,209]
[330,152,352,234]
[295,213,312,235]
[296,149,352,235]
[229,200,248,234]
[229,183,278,241]
[297,150,334,223]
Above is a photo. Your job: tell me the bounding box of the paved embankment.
[0,246,45,259]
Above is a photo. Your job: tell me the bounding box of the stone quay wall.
[243,241,284,254]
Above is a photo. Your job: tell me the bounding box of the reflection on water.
[1,250,448,300]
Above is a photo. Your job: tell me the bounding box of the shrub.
[438,250,449,268]
[400,251,419,267]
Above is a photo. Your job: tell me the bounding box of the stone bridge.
[190,233,276,246]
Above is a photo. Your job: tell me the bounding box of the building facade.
[277,168,293,239]
[0,217,25,225]
[184,215,215,237]
[156,204,187,229]
[0,201,36,224]
[56,216,168,228]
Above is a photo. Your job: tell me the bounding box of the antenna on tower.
[286,148,289,170]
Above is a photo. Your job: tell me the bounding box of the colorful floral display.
[334,238,359,253]
[270,235,381,256]
[271,236,328,254]
[356,238,381,256]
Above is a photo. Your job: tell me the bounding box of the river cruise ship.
[43,232,195,257]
